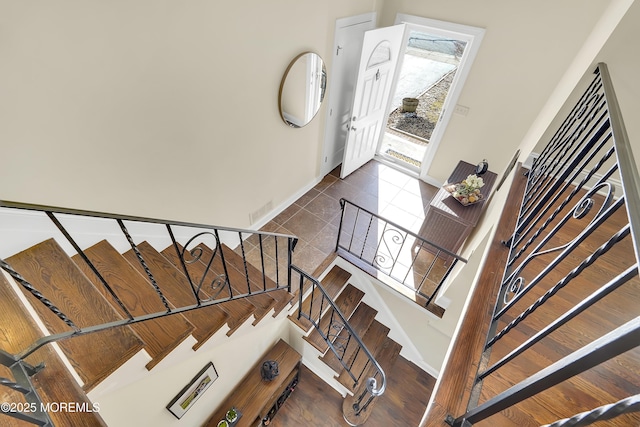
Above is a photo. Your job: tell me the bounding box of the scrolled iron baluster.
[0,259,79,332]
[503,276,525,305]
[528,75,602,187]
[185,246,204,264]
[489,223,630,349]
[510,150,616,263]
[373,227,405,271]
[196,273,227,302]
[352,377,375,414]
[373,252,390,269]
[182,231,219,264]
[500,184,619,308]
[572,197,594,219]
[181,231,230,298]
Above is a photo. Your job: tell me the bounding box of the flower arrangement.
[452,174,485,205]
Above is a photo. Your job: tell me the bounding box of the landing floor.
[271,360,436,427]
[260,160,439,275]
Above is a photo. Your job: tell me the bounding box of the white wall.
[3,1,637,230]
[0,0,378,227]
[92,316,289,427]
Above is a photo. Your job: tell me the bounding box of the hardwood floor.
[271,359,436,427]
[424,168,640,426]
[270,365,344,427]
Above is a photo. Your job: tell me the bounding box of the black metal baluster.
[118,219,171,313]
[47,212,133,320]
[237,231,252,295]
[258,234,267,291]
[166,225,200,304]
[0,259,80,332]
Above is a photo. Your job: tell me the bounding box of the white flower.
[456,174,484,196]
[465,174,484,189]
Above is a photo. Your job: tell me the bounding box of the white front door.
[340,25,405,179]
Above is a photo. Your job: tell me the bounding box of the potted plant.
[402,97,419,112]
[226,408,238,423]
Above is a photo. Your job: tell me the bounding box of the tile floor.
[258,160,440,275]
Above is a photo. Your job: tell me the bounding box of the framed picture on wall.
[167,362,218,419]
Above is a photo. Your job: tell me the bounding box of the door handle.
[350,127,357,132]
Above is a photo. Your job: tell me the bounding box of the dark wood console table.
[203,339,301,427]
[419,160,497,255]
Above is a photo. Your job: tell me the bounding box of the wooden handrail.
[421,165,527,427]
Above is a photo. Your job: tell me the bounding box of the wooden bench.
[203,339,301,427]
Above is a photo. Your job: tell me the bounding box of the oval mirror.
[278,52,326,128]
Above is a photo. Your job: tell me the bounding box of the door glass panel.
[379,30,467,171]
[366,41,392,68]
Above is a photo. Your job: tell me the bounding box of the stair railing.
[0,202,297,359]
[0,350,53,426]
[0,202,299,425]
[445,63,640,426]
[290,265,385,423]
[336,198,467,309]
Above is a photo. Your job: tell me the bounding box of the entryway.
[322,13,485,182]
[378,29,464,172]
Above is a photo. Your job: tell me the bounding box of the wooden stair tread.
[303,284,364,353]
[364,356,436,426]
[161,244,254,336]
[223,243,294,317]
[342,337,403,424]
[0,272,45,355]
[198,243,277,325]
[72,240,194,370]
[0,272,107,426]
[123,241,229,350]
[340,335,402,394]
[360,336,402,389]
[320,303,378,373]
[5,239,145,391]
[288,265,351,332]
[335,320,390,391]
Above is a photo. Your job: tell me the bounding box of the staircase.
[0,270,107,427]
[0,205,300,426]
[0,203,407,426]
[289,264,403,425]
[0,202,400,427]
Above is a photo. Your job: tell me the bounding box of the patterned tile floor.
[259,160,440,275]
